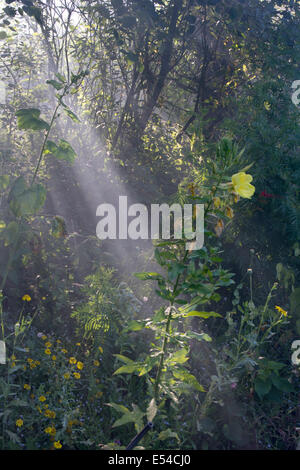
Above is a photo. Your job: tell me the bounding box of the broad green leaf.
[0,175,10,191]
[158,429,180,442]
[113,354,134,364]
[125,320,146,332]
[254,378,272,399]
[63,107,81,123]
[172,369,205,392]
[113,363,141,375]
[10,183,46,216]
[106,403,130,414]
[46,79,64,90]
[182,311,222,319]
[44,139,77,163]
[167,348,189,365]
[271,375,294,393]
[3,221,19,245]
[16,108,49,131]
[185,330,212,342]
[55,73,66,83]
[112,414,135,428]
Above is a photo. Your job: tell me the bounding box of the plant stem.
[31,101,61,186]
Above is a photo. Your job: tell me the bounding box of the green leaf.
[185,330,212,342]
[63,107,81,123]
[16,108,50,131]
[146,398,157,422]
[134,272,164,281]
[106,403,130,415]
[271,375,294,393]
[44,139,77,163]
[9,178,46,216]
[112,414,135,428]
[158,429,180,442]
[254,378,272,399]
[46,79,64,90]
[182,311,222,319]
[113,354,134,364]
[113,363,141,375]
[0,175,10,191]
[172,369,205,392]
[167,348,189,365]
[55,73,66,83]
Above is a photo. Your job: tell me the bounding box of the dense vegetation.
[0,0,300,450]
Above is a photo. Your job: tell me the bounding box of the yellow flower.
[41,335,47,341]
[63,372,70,380]
[39,395,46,402]
[45,426,56,436]
[52,355,57,361]
[98,346,103,354]
[69,357,77,364]
[23,384,31,390]
[45,409,56,419]
[73,372,80,379]
[16,419,23,427]
[61,349,67,354]
[76,361,84,370]
[275,305,288,317]
[27,358,33,363]
[231,172,255,199]
[45,342,52,348]
[76,342,81,346]
[93,360,100,367]
[45,348,51,355]
[22,294,31,301]
[54,441,62,449]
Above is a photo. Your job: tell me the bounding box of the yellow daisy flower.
[22,294,31,301]
[275,305,288,317]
